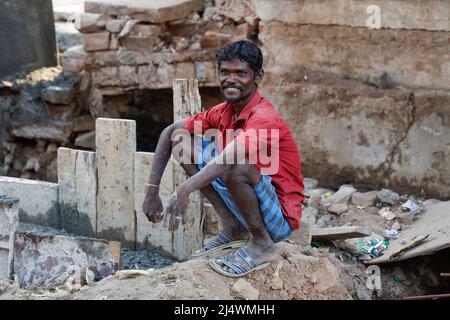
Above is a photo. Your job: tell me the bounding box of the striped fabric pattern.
[197,140,292,243]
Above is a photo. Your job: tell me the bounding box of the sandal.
[208,247,272,278]
[191,232,247,258]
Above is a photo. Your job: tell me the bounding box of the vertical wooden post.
[0,195,19,280]
[57,148,97,238]
[96,118,136,248]
[171,79,203,260]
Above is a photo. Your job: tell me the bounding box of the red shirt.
[184,91,304,229]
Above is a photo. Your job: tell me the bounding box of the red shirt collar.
[228,90,262,122]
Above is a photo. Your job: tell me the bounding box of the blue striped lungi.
[196,140,292,243]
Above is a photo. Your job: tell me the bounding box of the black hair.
[216,40,263,73]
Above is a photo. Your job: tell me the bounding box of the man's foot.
[191,231,248,258]
[209,242,277,277]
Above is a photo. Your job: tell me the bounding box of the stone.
[120,35,158,53]
[351,191,379,207]
[13,231,120,288]
[303,178,318,190]
[132,24,162,37]
[362,70,389,89]
[233,23,252,40]
[270,275,283,290]
[74,131,95,149]
[0,176,59,228]
[377,189,400,206]
[328,203,349,215]
[392,221,402,231]
[96,118,136,248]
[9,122,72,143]
[306,189,321,210]
[200,31,233,48]
[58,148,97,238]
[175,62,195,79]
[55,21,84,52]
[41,86,75,105]
[217,0,255,23]
[230,279,259,300]
[72,115,95,133]
[62,45,92,73]
[194,61,217,84]
[23,157,40,172]
[174,37,189,51]
[75,13,106,33]
[106,19,126,33]
[110,34,119,50]
[288,207,316,246]
[84,0,204,23]
[92,67,120,87]
[253,0,450,32]
[84,32,110,52]
[119,65,139,87]
[321,187,356,207]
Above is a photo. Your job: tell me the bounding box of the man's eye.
[220,70,228,76]
[238,71,246,76]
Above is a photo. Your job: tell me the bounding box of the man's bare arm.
[142,119,185,222]
[166,140,247,230]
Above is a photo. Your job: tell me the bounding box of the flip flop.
[191,232,247,258]
[208,247,272,278]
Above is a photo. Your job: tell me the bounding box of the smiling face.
[218,58,262,105]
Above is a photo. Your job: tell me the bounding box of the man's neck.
[231,87,257,117]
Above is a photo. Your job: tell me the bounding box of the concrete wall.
[0,0,57,78]
[254,0,450,198]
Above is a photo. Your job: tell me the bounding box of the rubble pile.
[0,0,257,182]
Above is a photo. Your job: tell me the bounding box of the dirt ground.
[0,240,432,300]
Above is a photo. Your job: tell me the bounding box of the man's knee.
[223,164,260,187]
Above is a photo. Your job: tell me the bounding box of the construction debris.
[311,226,371,242]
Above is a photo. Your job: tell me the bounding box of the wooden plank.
[134,152,175,254]
[312,226,371,241]
[96,118,136,248]
[403,293,450,300]
[57,148,97,237]
[367,200,450,265]
[171,79,203,260]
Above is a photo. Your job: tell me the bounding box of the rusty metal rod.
[403,293,450,300]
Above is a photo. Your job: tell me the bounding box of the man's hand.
[142,187,164,223]
[165,187,190,231]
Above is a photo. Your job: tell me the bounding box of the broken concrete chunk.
[75,13,106,33]
[378,207,396,220]
[377,189,400,206]
[321,186,356,207]
[312,226,371,241]
[351,191,378,207]
[42,86,75,105]
[13,231,121,288]
[62,45,92,73]
[74,131,96,149]
[9,122,73,143]
[303,178,318,190]
[328,203,349,215]
[288,207,316,246]
[106,19,127,33]
[85,0,204,23]
[231,279,259,300]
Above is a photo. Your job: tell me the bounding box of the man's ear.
[255,69,264,85]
